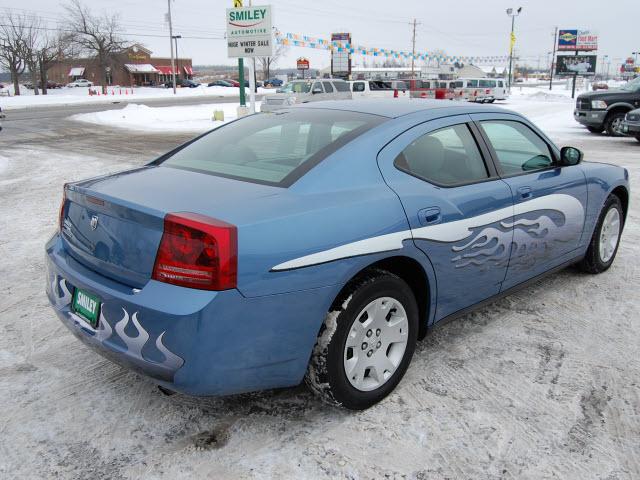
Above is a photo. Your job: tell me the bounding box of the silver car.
[261,79,352,112]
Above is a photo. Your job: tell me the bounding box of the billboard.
[558,29,598,51]
[226,5,274,58]
[556,55,597,76]
[331,33,351,77]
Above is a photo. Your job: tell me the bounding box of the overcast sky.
[2,0,637,70]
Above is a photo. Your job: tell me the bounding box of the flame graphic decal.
[50,275,183,371]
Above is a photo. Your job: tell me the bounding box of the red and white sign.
[576,30,598,51]
[297,58,310,70]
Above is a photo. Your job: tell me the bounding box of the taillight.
[152,212,237,291]
[58,184,67,232]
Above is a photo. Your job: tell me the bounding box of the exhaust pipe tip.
[158,385,177,396]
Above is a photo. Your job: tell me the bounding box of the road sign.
[556,54,597,76]
[226,5,274,58]
[558,29,598,51]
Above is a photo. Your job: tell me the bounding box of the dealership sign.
[297,58,310,70]
[226,5,273,58]
[556,55,597,76]
[558,29,598,51]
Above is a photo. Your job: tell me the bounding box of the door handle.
[418,207,441,226]
[517,186,532,200]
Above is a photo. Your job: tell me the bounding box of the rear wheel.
[587,126,604,134]
[305,270,418,410]
[604,112,627,137]
[579,195,623,273]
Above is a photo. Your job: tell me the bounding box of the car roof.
[291,99,510,119]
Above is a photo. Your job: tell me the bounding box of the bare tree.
[0,11,28,96]
[20,16,42,95]
[38,33,72,95]
[64,0,128,93]
[258,42,288,81]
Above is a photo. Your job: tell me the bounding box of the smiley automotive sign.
[226,5,274,58]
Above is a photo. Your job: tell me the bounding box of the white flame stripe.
[115,310,149,359]
[271,193,584,271]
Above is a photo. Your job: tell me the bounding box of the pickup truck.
[574,77,640,136]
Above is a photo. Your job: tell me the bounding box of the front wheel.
[579,194,623,273]
[305,270,418,410]
[604,112,626,137]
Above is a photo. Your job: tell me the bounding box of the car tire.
[579,194,623,274]
[587,126,604,134]
[635,135,640,143]
[305,269,418,410]
[604,112,627,137]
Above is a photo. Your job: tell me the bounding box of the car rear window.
[159,110,385,187]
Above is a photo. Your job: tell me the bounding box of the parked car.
[226,79,240,87]
[264,78,284,87]
[349,80,409,99]
[574,76,640,136]
[455,78,508,103]
[592,82,609,91]
[67,79,93,88]
[0,106,4,131]
[621,108,640,142]
[208,80,234,87]
[260,79,352,112]
[47,100,628,410]
[0,83,9,96]
[164,79,200,88]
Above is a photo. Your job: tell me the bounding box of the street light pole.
[167,0,176,94]
[172,35,182,81]
[506,7,522,93]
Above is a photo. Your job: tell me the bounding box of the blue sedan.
[46,100,629,409]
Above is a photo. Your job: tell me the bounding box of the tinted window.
[497,80,504,87]
[370,81,392,90]
[479,79,496,88]
[352,82,365,92]
[466,79,478,87]
[322,81,334,93]
[394,81,408,90]
[311,82,323,93]
[480,121,554,175]
[161,110,384,186]
[394,124,489,186]
[333,81,350,92]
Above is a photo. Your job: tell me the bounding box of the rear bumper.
[574,109,606,127]
[45,233,333,396]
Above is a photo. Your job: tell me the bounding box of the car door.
[377,114,514,321]
[472,113,588,289]
[310,81,325,102]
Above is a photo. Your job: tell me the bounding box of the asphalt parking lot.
[1,106,639,479]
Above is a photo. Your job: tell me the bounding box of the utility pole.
[506,7,522,93]
[549,26,557,90]
[167,0,177,94]
[173,35,182,81]
[410,19,419,78]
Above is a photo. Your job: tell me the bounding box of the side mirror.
[560,146,583,166]
[312,87,323,94]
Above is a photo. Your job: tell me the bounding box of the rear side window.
[161,110,385,187]
[352,82,365,92]
[466,79,478,87]
[498,80,504,87]
[333,81,350,92]
[480,120,554,175]
[322,81,334,93]
[394,124,489,186]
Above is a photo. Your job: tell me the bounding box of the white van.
[458,78,508,103]
[349,80,409,98]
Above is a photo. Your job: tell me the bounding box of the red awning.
[155,65,175,75]
[183,66,193,76]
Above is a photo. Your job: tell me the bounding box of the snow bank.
[71,102,261,133]
[0,84,272,110]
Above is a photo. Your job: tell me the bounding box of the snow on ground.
[71,101,260,132]
[0,84,272,110]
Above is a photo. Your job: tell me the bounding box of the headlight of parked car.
[591,100,607,110]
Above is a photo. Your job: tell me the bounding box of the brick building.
[47,44,193,87]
